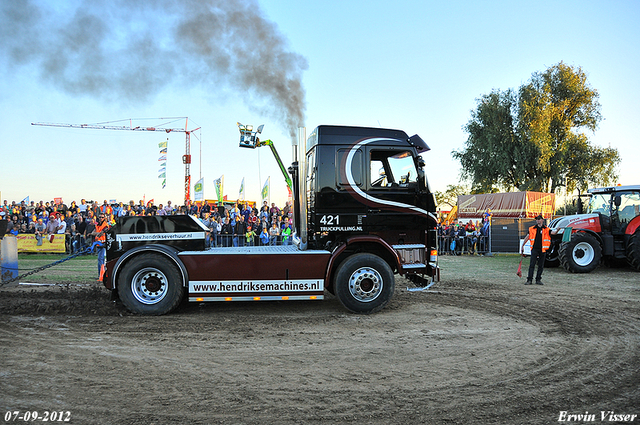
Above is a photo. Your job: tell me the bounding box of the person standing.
[92,214,109,280]
[520,214,558,285]
[75,214,87,249]
[281,222,292,245]
[220,217,232,247]
[34,217,47,246]
[245,225,256,246]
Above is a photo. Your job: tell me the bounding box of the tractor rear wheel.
[559,232,602,273]
[626,230,640,271]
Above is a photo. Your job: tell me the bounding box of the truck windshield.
[370,150,418,188]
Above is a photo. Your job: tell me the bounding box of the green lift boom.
[237,123,293,192]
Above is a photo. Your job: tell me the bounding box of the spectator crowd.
[1,198,295,253]
[437,219,490,256]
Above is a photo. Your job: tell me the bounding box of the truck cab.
[306,126,436,248]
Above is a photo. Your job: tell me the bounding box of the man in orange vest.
[521,214,558,285]
[92,213,109,281]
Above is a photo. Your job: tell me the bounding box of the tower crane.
[31,117,201,205]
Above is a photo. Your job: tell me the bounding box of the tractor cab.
[585,187,640,234]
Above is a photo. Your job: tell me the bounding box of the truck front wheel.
[334,253,394,314]
[559,232,602,273]
[118,253,185,315]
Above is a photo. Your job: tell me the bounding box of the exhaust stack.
[295,127,308,250]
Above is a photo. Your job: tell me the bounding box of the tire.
[626,230,640,271]
[334,253,394,314]
[544,241,560,268]
[559,232,602,273]
[117,253,185,315]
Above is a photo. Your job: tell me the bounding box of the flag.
[517,255,523,278]
[162,179,166,189]
[158,172,166,179]
[158,155,167,161]
[214,175,224,201]
[159,141,168,148]
[160,162,166,167]
[147,199,154,207]
[239,178,245,200]
[194,178,204,201]
[158,167,166,173]
[261,177,270,201]
[21,196,29,204]
[159,147,167,154]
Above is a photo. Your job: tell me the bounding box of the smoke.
[0,0,307,138]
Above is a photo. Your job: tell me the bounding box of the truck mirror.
[614,195,622,207]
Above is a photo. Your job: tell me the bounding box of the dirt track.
[1,259,639,425]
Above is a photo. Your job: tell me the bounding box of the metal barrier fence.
[207,233,293,248]
[437,233,490,255]
[438,218,537,255]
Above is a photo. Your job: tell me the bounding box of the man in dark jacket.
[221,217,232,247]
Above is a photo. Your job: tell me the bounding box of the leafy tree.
[453,89,535,193]
[435,184,470,209]
[454,62,619,193]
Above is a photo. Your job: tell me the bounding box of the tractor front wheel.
[559,232,602,273]
[544,240,560,268]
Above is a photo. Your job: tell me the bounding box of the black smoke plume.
[0,0,307,138]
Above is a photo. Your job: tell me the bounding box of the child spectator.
[260,227,269,246]
[245,225,256,246]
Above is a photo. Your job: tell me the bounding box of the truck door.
[365,148,428,243]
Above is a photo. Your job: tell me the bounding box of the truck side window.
[370,150,418,188]
[336,148,363,188]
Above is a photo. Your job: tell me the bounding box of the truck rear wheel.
[626,230,640,271]
[559,232,602,273]
[334,253,394,314]
[118,253,184,315]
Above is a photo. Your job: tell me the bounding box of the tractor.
[546,185,640,273]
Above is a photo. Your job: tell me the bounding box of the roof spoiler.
[408,134,430,153]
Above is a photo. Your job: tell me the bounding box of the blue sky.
[1,0,638,208]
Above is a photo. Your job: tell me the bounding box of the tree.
[454,62,619,193]
[435,184,470,209]
[453,89,536,193]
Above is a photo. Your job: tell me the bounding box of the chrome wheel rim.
[131,267,168,305]
[348,267,383,302]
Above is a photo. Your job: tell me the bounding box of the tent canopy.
[457,192,555,219]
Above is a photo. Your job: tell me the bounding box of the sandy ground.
[1,258,639,425]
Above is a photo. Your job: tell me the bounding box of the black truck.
[102,125,440,314]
